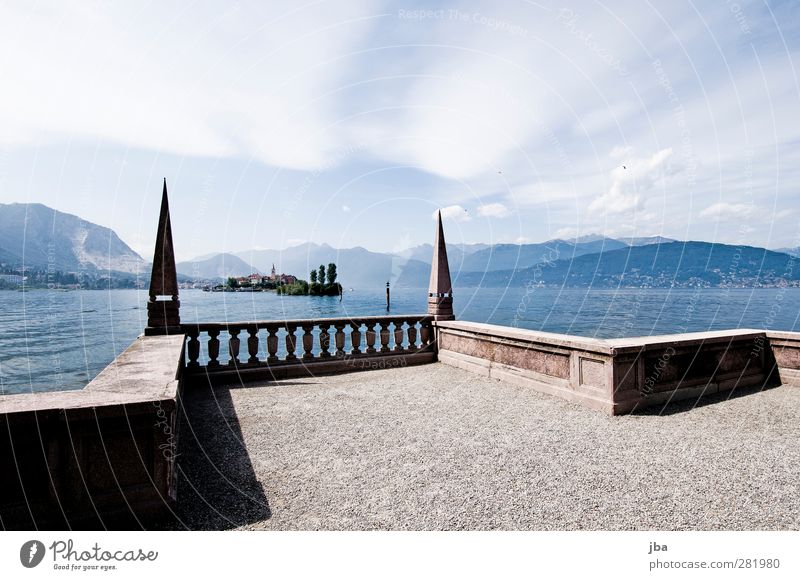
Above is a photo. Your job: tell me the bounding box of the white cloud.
[588,148,674,215]
[699,202,754,220]
[609,145,632,159]
[477,203,512,218]
[1,1,799,252]
[434,205,471,222]
[699,203,793,223]
[0,1,378,170]
[341,205,351,213]
[554,227,577,239]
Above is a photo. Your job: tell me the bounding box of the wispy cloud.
[699,202,755,220]
[477,203,512,218]
[700,202,793,222]
[588,148,674,215]
[0,1,798,254]
[435,205,471,222]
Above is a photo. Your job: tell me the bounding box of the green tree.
[309,269,318,284]
[227,276,238,288]
[318,264,326,285]
[327,262,337,285]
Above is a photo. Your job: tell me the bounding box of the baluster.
[365,322,377,354]
[334,323,346,357]
[302,324,315,360]
[247,327,259,364]
[187,329,200,367]
[319,324,331,358]
[285,325,298,361]
[379,321,390,353]
[266,324,279,363]
[419,321,431,348]
[406,319,418,351]
[207,329,220,367]
[393,321,404,352]
[228,328,241,365]
[350,322,362,355]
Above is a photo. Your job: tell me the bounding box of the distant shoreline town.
[206,264,298,292]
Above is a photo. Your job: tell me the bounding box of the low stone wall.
[435,322,791,415]
[0,334,185,529]
[435,321,618,413]
[766,330,800,386]
[606,330,773,414]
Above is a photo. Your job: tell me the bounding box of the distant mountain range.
[2,202,797,289]
[178,235,799,289]
[0,203,146,275]
[454,242,799,288]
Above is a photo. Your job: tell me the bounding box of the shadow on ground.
[630,380,782,416]
[163,381,271,530]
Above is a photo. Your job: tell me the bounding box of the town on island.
[209,262,343,297]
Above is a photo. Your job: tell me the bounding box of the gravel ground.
[171,363,800,530]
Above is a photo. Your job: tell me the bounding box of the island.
[277,262,343,296]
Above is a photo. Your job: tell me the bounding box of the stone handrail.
[182,315,435,378]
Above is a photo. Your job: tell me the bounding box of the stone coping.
[433,320,613,354]
[435,321,798,356]
[605,328,768,352]
[764,330,800,341]
[0,334,185,414]
[183,313,432,331]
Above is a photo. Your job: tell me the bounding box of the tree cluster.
[278,262,342,296]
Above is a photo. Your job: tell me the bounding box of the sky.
[0,0,798,261]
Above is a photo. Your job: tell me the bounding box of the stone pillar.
[145,179,181,336]
[427,210,454,320]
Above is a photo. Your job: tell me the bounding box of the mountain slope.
[176,253,258,280]
[0,203,146,273]
[457,242,799,288]
[456,238,629,272]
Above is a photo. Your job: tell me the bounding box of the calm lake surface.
[1,287,799,394]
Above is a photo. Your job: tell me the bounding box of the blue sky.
[0,0,798,260]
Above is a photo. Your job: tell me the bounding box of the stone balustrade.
[183,314,436,385]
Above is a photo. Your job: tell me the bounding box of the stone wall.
[435,321,618,413]
[606,330,773,414]
[435,322,792,415]
[0,334,185,529]
[766,330,800,386]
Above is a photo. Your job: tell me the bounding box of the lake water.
[1,287,798,394]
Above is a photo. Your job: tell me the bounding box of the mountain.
[456,242,799,288]
[775,246,799,257]
[620,236,677,246]
[176,253,258,280]
[397,242,490,265]
[0,203,146,274]
[182,238,799,289]
[456,238,629,272]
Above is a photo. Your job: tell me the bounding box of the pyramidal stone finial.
[427,210,454,320]
[145,178,181,335]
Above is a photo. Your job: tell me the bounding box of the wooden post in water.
[386,281,390,311]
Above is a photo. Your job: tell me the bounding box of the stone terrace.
[170,363,800,531]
